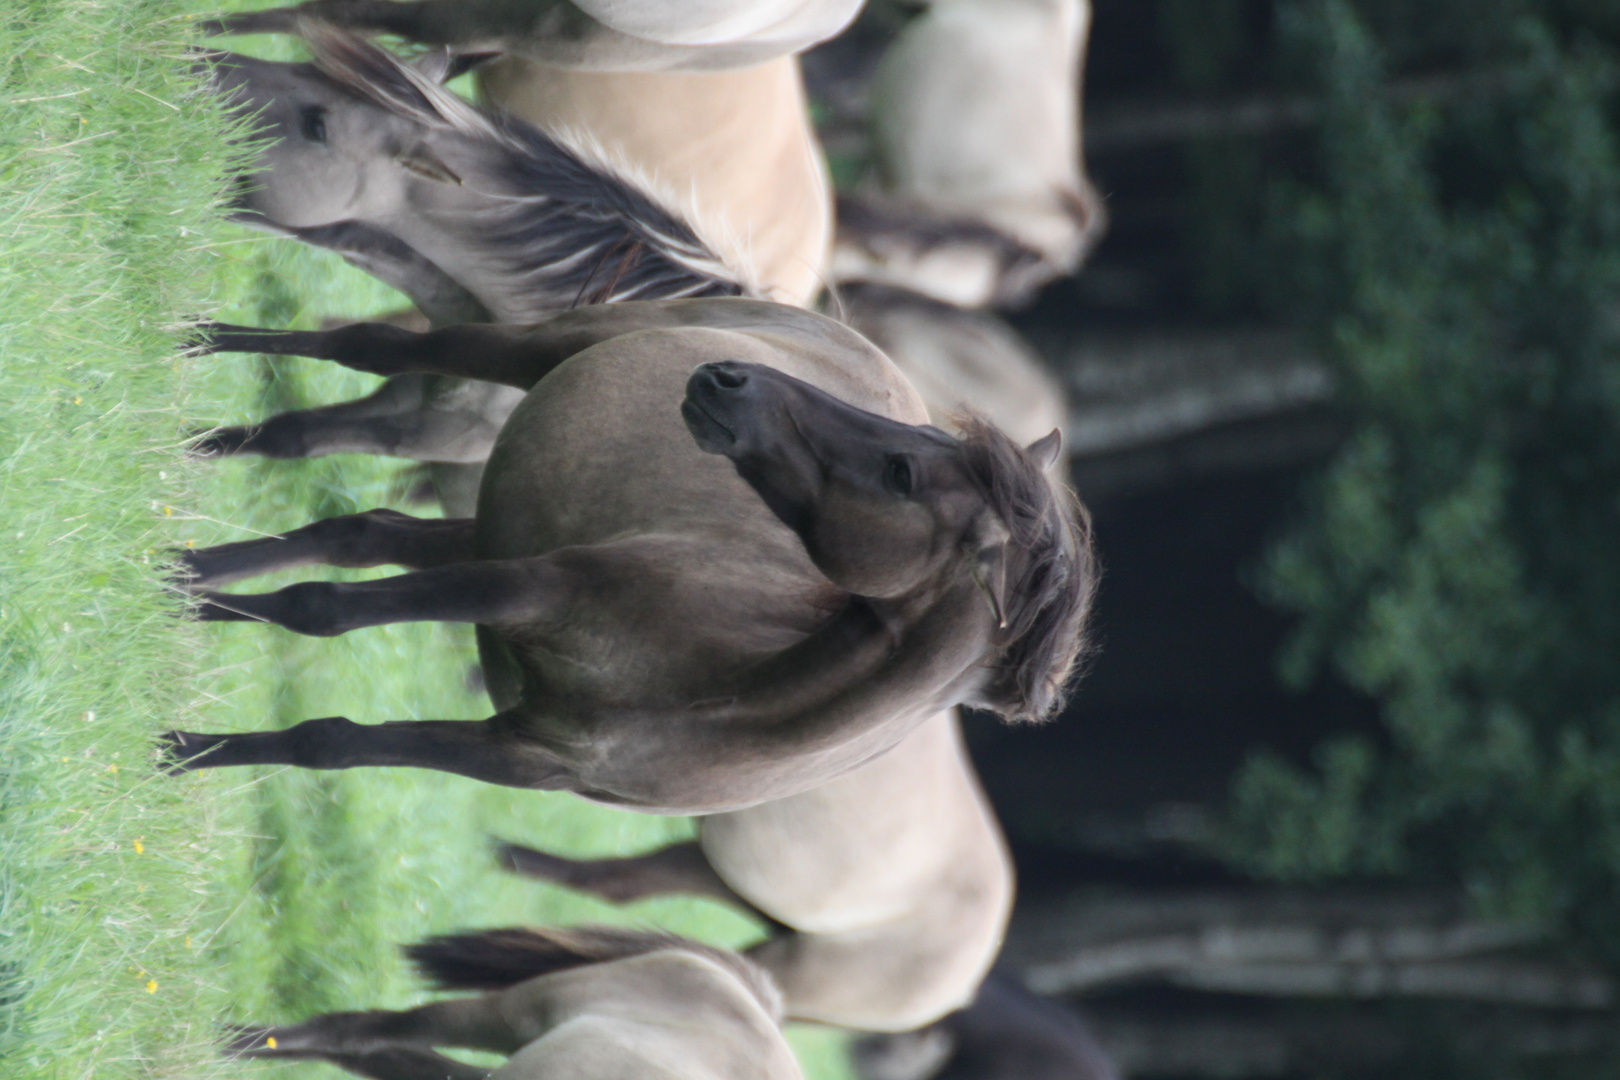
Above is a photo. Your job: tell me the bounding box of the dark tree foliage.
[1182,0,1620,967]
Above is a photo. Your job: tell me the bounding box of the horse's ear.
[1026,429,1063,472]
[397,140,462,186]
[970,513,1011,630]
[421,49,503,83]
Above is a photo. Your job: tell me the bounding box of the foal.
[168,299,1097,814]
[227,925,801,1080]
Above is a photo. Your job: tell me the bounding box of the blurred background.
[809,1,1620,1076]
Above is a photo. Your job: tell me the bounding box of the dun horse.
[500,709,1012,1032]
[833,0,1105,308]
[209,0,864,72]
[168,297,1096,813]
[198,25,828,512]
[227,926,802,1080]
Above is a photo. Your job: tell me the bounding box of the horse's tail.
[299,21,760,318]
[404,926,783,1020]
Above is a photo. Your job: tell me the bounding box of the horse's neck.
[479,57,830,306]
[720,578,994,770]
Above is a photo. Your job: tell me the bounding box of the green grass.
[0,5,853,1078]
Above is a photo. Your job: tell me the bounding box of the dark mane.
[957,414,1098,723]
[301,22,749,321]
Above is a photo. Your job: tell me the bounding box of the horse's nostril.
[710,366,748,390]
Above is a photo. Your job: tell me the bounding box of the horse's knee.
[274,581,349,636]
[303,509,409,565]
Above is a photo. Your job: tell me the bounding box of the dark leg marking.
[187,557,567,636]
[160,715,571,790]
[178,509,474,588]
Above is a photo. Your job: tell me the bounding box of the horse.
[225,925,802,1080]
[498,708,1012,1032]
[197,25,829,513]
[165,297,1097,815]
[832,0,1106,309]
[206,0,864,72]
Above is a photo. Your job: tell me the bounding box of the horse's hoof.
[191,594,262,623]
[157,730,219,773]
[221,1024,285,1057]
[164,552,205,593]
[179,321,224,356]
[185,428,248,458]
[493,838,541,875]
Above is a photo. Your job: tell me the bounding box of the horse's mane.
[300,22,754,320]
[956,414,1098,724]
[405,925,785,1023]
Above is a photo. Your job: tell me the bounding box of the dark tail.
[404,925,784,1020]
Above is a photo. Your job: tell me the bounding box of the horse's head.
[198,26,480,232]
[683,361,1097,722]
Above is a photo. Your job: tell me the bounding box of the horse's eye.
[300,106,327,144]
[883,456,915,496]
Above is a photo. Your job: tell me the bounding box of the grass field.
[0,5,852,1078]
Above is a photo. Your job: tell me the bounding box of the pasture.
[0,5,851,1078]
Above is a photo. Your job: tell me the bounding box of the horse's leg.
[225,215,491,326]
[196,374,426,459]
[189,320,554,388]
[192,378,502,464]
[497,839,768,917]
[229,1044,490,1080]
[162,713,572,790]
[191,557,567,634]
[191,301,738,389]
[179,508,474,587]
[226,996,524,1059]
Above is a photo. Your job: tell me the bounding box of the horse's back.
[476,306,927,560]
[480,57,831,306]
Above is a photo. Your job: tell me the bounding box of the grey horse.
[166,298,1096,814]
